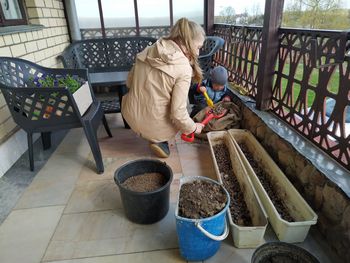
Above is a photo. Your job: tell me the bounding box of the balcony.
[0,114,344,263]
[0,0,349,262]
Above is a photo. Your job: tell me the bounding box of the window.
[138,0,170,27]
[173,0,203,25]
[0,0,27,26]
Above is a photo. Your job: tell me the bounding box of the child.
[190,66,231,117]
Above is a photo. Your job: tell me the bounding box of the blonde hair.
[165,18,205,83]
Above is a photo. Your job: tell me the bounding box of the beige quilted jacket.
[121,38,196,142]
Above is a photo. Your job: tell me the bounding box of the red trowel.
[181,109,227,142]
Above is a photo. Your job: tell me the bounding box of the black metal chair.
[199,36,225,79]
[0,57,112,174]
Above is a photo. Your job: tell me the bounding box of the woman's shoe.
[149,141,170,158]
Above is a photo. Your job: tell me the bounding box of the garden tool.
[203,90,214,108]
[181,108,227,142]
[196,83,214,109]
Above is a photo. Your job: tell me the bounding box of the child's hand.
[199,86,207,93]
[204,106,212,114]
[222,96,231,102]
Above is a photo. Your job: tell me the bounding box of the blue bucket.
[175,176,230,261]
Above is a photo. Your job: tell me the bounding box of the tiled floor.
[0,114,343,263]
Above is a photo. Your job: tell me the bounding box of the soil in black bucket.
[121,172,166,192]
[238,142,295,222]
[213,143,253,226]
[178,180,227,219]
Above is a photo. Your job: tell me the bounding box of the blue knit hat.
[210,66,228,85]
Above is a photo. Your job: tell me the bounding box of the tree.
[246,3,264,26]
[216,6,237,24]
[282,0,348,29]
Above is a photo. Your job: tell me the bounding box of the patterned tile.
[43,204,178,261]
[0,206,64,263]
[64,179,122,214]
[45,249,186,263]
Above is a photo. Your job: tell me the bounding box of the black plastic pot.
[251,242,320,263]
[114,159,173,224]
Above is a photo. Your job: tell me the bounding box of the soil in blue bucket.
[178,180,227,218]
[176,178,230,261]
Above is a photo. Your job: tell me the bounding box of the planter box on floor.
[228,129,318,243]
[207,131,268,248]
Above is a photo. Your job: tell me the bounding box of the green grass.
[276,62,340,108]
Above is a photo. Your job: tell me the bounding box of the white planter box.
[228,129,318,243]
[72,81,93,116]
[207,131,268,248]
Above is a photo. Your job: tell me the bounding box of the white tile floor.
[0,114,344,263]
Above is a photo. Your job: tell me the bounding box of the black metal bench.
[59,37,157,118]
[59,36,224,113]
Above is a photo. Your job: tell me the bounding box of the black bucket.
[114,159,173,224]
[251,242,320,263]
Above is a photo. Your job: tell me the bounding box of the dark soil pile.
[121,172,166,192]
[212,104,225,115]
[238,142,295,222]
[213,143,253,226]
[178,179,227,219]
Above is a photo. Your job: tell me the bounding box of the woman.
[122,18,205,158]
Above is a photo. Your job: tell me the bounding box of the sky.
[75,0,350,18]
[215,0,265,15]
[215,0,350,15]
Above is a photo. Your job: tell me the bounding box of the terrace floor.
[0,113,344,263]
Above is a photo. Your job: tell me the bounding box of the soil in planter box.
[178,180,227,219]
[238,143,295,222]
[213,143,253,226]
[121,173,166,192]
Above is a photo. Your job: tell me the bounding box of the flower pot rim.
[175,175,230,222]
[114,158,173,195]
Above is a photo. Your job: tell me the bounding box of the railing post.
[256,0,284,110]
[97,0,106,38]
[63,0,81,41]
[204,0,214,35]
[134,0,140,36]
[169,0,174,27]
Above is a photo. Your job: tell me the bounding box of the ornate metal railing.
[272,29,350,168]
[81,23,350,169]
[213,23,350,170]
[213,24,263,98]
[80,26,171,39]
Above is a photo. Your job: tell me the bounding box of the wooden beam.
[204,0,214,35]
[256,0,284,110]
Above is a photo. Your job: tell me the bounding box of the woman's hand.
[199,86,207,93]
[194,123,205,134]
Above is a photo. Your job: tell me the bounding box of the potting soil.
[213,143,253,226]
[238,142,295,222]
[178,180,227,219]
[121,172,166,192]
